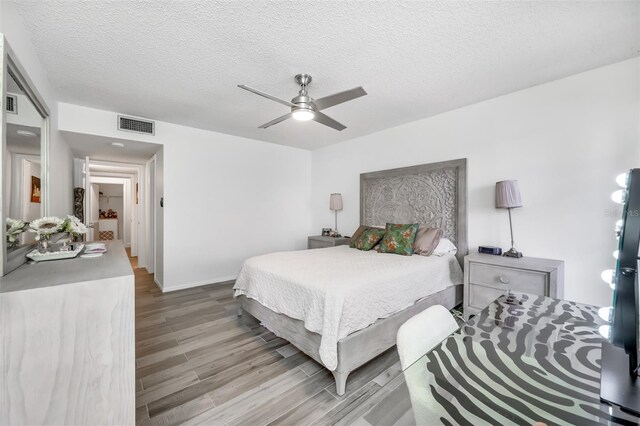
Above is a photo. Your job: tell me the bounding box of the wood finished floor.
[132,254,413,426]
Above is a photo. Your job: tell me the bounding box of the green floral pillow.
[378,223,419,256]
[351,228,386,251]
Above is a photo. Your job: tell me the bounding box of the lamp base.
[503,247,523,258]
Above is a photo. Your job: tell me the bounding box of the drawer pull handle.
[499,275,510,284]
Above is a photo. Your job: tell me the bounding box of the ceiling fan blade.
[314,87,367,110]
[238,84,296,108]
[313,111,346,131]
[258,113,292,129]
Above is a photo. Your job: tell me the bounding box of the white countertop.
[0,240,133,294]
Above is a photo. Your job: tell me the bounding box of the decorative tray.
[26,243,85,262]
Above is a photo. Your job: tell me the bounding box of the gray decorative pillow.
[413,227,443,256]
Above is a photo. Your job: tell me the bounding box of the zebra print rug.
[405,292,640,425]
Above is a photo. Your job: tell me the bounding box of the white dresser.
[0,240,135,425]
[463,253,564,320]
[99,218,119,239]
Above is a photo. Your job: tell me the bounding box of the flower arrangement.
[28,216,65,241]
[6,218,28,247]
[62,215,88,240]
[26,216,88,253]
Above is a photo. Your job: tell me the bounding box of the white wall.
[312,58,639,307]
[6,152,37,220]
[58,104,312,291]
[90,183,99,223]
[0,2,74,217]
[6,93,41,128]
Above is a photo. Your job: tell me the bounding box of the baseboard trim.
[161,275,237,293]
[154,277,163,291]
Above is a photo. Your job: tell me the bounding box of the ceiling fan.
[238,74,367,131]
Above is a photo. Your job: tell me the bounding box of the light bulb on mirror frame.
[612,190,626,204]
[616,173,628,188]
[598,306,613,323]
[599,325,611,339]
[601,269,614,285]
[613,250,619,259]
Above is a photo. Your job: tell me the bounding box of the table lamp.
[329,193,343,236]
[495,180,523,258]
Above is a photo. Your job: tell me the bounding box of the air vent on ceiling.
[6,94,17,114]
[117,115,155,135]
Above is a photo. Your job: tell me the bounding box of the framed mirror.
[1,36,50,276]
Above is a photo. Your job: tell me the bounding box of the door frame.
[145,156,156,274]
[83,159,147,267]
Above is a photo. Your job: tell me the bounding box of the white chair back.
[397,304,459,425]
[397,304,458,370]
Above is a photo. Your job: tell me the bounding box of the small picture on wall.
[31,176,41,203]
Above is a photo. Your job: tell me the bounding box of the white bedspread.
[233,245,463,370]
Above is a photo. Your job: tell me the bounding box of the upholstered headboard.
[360,158,468,265]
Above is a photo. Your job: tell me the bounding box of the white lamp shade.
[330,193,343,211]
[495,180,523,209]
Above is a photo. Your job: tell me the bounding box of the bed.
[234,158,468,395]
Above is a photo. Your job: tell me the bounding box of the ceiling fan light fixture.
[292,109,315,121]
[238,74,366,130]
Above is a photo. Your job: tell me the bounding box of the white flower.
[6,217,27,243]
[66,215,83,226]
[28,217,64,240]
[7,217,23,228]
[6,217,26,233]
[64,215,88,236]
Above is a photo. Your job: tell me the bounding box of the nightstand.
[307,235,351,249]
[463,253,564,320]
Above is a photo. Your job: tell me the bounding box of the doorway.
[66,133,162,280]
[90,180,127,244]
[83,160,142,264]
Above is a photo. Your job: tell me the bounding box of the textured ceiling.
[12,1,640,150]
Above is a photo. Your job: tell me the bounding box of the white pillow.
[432,238,457,256]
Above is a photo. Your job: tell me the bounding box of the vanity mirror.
[1,37,50,276]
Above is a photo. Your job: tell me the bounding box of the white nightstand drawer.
[463,253,563,320]
[307,236,351,249]
[469,284,505,310]
[470,263,547,295]
[308,239,329,249]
